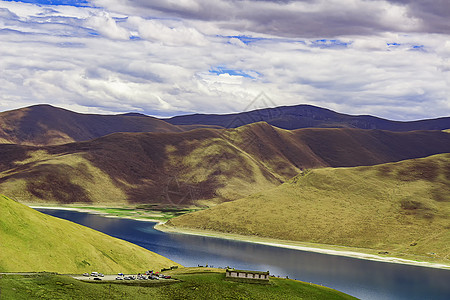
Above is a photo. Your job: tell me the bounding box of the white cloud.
[84,12,130,40]
[127,16,207,46]
[0,0,449,120]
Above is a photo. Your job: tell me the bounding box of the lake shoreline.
[155,223,450,271]
[31,205,450,271]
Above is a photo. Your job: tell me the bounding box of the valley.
[1,104,449,299]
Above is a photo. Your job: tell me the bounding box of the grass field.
[168,153,450,263]
[0,195,180,273]
[0,268,357,299]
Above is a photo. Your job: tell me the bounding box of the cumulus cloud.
[127,16,207,46]
[84,12,129,40]
[0,0,449,120]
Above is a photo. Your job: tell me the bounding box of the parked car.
[83,273,89,277]
[118,273,124,276]
[91,272,98,277]
[98,273,104,277]
[115,277,123,280]
[93,277,102,281]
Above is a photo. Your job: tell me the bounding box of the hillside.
[0,104,184,145]
[1,123,449,206]
[0,194,179,273]
[166,104,450,131]
[167,153,450,261]
[1,104,448,146]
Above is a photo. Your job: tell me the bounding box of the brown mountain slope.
[0,104,184,145]
[0,123,449,206]
[167,153,450,262]
[166,104,450,131]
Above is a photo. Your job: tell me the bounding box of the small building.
[225,268,269,281]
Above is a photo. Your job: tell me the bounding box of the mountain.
[0,104,184,145]
[2,104,448,146]
[165,104,450,131]
[167,153,450,261]
[0,194,179,273]
[1,123,449,206]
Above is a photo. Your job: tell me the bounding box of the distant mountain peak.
[165,103,450,131]
[120,112,149,117]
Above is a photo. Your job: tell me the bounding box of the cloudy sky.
[0,0,449,120]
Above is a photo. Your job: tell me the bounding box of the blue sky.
[0,0,449,120]
[3,0,88,6]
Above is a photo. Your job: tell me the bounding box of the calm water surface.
[37,209,450,300]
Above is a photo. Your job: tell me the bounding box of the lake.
[37,208,450,300]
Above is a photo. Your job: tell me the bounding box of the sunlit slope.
[0,195,180,273]
[1,123,449,205]
[0,127,284,205]
[168,153,450,260]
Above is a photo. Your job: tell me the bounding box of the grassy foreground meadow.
[0,268,357,300]
[167,153,450,264]
[0,195,179,273]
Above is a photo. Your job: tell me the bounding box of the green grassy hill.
[0,268,357,300]
[1,123,449,206]
[167,153,450,262]
[0,195,179,273]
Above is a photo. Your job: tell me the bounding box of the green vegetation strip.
[68,205,205,222]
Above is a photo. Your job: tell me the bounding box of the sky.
[0,0,449,120]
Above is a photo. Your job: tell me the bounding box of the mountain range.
[1,121,449,206]
[1,103,449,268]
[0,104,219,146]
[0,104,449,206]
[1,104,449,146]
[165,104,450,131]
